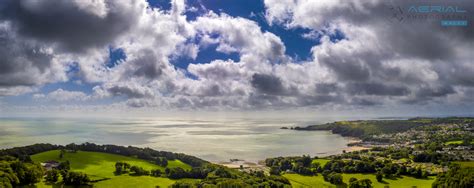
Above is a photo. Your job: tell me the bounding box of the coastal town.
[350,119,474,161]
[268,117,474,187]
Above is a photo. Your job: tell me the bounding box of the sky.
[0,0,473,117]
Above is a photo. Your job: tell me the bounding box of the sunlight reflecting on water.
[0,117,356,162]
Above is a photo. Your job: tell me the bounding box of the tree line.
[265,155,430,185]
[113,161,292,187]
[432,164,474,188]
[63,142,207,167]
[0,143,208,168]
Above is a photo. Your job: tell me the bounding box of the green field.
[31,150,192,187]
[312,159,330,167]
[284,173,435,188]
[284,174,335,188]
[454,161,474,168]
[445,140,463,145]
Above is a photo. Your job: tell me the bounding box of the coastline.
[345,137,371,152]
[214,134,371,171]
[345,145,371,152]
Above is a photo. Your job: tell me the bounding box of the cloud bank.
[0,0,473,114]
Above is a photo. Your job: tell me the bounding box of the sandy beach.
[344,137,371,152]
[345,146,371,152]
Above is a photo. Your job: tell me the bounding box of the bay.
[0,116,357,162]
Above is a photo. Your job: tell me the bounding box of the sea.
[0,116,367,162]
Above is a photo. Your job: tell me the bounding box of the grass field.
[284,174,335,188]
[31,150,192,187]
[445,140,463,145]
[284,173,436,188]
[454,161,474,168]
[312,159,330,167]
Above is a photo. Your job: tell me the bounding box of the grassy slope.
[312,159,330,167]
[31,150,192,188]
[284,174,334,188]
[454,161,474,168]
[284,173,435,188]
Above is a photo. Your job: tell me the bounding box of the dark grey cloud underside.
[0,0,473,110]
[0,0,138,53]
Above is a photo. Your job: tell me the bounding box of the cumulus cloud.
[193,12,287,63]
[94,81,155,99]
[0,22,67,96]
[0,0,473,112]
[0,86,37,96]
[0,0,143,53]
[263,0,474,106]
[33,89,90,102]
[251,73,286,96]
[0,0,144,96]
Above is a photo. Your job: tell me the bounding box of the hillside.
[0,143,292,187]
[31,150,187,187]
[293,117,474,139]
[31,150,191,187]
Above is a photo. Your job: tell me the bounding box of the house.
[41,160,60,171]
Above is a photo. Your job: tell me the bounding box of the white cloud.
[0,0,473,113]
[72,0,109,18]
[192,12,286,62]
[34,89,90,102]
[264,0,474,106]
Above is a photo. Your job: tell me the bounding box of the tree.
[269,166,281,175]
[214,167,232,178]
[166,167,188,179]
[349,177,372,188]
[188,167,208,179]
[62,171,90,185]
[311,162,321,169]
[45,169,59,183]
[171,181,195,188]
[414,167,423,178]
[18,155,32,163]
[115,162,131,174]
[156,157,168,167]
[376,172,383,182]
[322,170,331,181]
[280,159,292,171]
[360,179,372,187]
[432,165,473,188]
[115,162,123,174]
[330,173,343,185]
[0,161,20,187]
[10,161,44,185]
[349,179,360,188]
[123,162,131,170]
[397,165,407,175]
[324,172,343,185]
[301,155,312,167]
[216,179,249,187]
[57,161,70,171]
[151,169,162,177]
[349,177,358,183]
[130,165,149,176]
[59,149,65,159]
